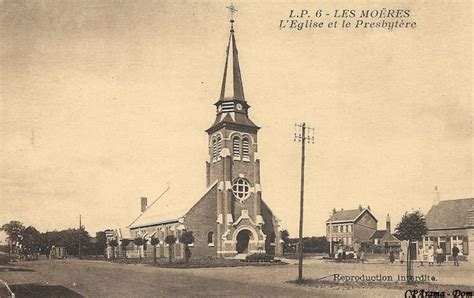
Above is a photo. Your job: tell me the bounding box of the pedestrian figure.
[428,245,434,266]
[337,246,343,262]
[399,249,405,265]
[418,246,424,266]
[360,250,365,264]
[389,250,395,265]
[436,247,444,266]
[452,244,460,266]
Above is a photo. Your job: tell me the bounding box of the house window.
[242,138,250,161]
[208,232,214,247]
[423,236,434,250]
[348,224,352,233]
[451,236,463,255]
[233,136,240,159]
[338,226,342,233]
[348,237,352,245]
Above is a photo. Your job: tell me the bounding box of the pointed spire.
[220,4,245,101]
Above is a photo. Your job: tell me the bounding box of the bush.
[0,252,9,265]
[244,253,274,262]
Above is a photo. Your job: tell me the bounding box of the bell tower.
[205,5,267,256]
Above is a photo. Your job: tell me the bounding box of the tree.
[20,226,41,258]
[1,221,25,253]
[395,210,428,283]
[95,231,107,257]
[121,239,131,258]
[109,239,118,259]
[133,238,144,260]
[150,237,159,265]
[164,235,177,265]
[280,230,291,253]
[180,231,195,266]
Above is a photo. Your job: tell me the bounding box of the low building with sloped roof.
[421,198,474,262]
[369,214,400,250]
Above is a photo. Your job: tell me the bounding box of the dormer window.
[233,136,240,159]
[242,137,250,161]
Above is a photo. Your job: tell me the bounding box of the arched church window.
[216,136,222,159]
[232,178,250,201]
[233,136,240,158]
[207,232,214,246]
[269,232,276,245]
[242,137,250,161]
[212,139,217,161]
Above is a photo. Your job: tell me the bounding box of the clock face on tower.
[236,103,243,111]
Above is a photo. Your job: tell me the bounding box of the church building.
[109,12,282,259]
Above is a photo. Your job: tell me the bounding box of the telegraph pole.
[78,214,82,259]
[294,123,314,282]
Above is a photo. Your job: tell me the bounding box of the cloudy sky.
[1,1,472,236]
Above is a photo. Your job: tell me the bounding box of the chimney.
[433,186,440,205]
[386,213,391,232]
[367,205,371,211]
[141,197,147,212]
[332,208,336,215]
[358,204,363,212]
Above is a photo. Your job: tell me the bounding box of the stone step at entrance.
[233,253,248,260]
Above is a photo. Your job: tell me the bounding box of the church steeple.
[206,5,259,134]
[220,18,245,101]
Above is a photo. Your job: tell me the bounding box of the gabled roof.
[128,181,218,230]
[326,208,377,223]
[425,198,474,230]
[370,230,387,240]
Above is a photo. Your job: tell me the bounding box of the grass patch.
[107,257,287,268]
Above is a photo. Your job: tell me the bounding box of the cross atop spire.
[227,3,238,22]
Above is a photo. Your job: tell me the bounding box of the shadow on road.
[1,283,83,298]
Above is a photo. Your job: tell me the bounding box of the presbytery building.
[326,205,378,252]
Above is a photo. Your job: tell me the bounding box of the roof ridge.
[127,186,171,228]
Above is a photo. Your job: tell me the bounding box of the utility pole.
[294,123,315,282]
[78,214,82,259]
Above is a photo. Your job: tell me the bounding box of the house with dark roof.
[106,13,282,259]
[326,205,378,252]
[369,214,400,249]
[421,198,474,262]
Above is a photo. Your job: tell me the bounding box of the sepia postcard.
[0,1,472,297]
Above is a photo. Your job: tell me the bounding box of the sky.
[0,1,472,237]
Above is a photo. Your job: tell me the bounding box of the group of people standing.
[388,244,461,266]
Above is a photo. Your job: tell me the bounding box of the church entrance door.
[236,230,251,254]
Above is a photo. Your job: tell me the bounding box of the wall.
[183,183,218,258]
[353,211,377,242]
